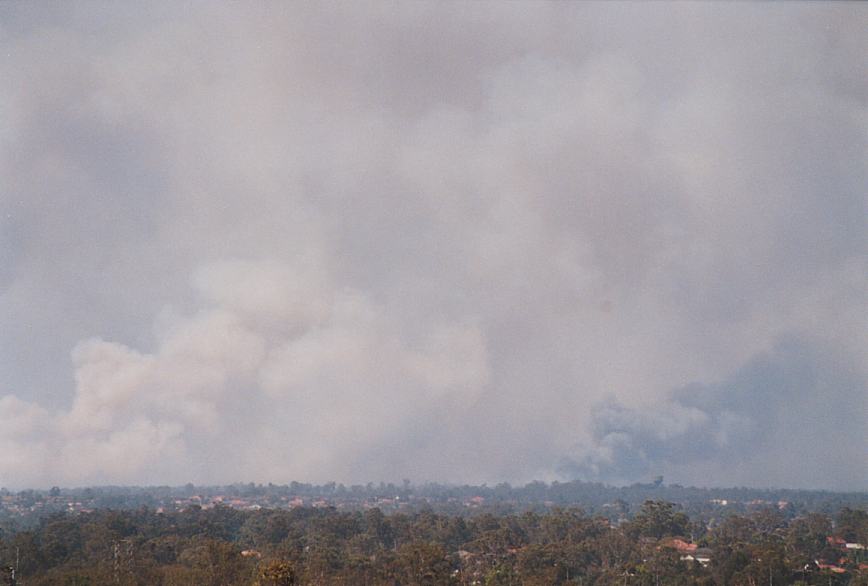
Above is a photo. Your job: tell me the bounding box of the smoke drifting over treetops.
[1,3,866,489]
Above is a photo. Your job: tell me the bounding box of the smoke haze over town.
[0,2,866,490]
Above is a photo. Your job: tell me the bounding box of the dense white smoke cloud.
[3,260,488,486]
[0,2,866,488]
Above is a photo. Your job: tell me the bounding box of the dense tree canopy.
[0,502,866,585]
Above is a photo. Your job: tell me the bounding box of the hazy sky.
[1,2,866,490]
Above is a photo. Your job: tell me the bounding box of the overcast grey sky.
[1,2,866,490]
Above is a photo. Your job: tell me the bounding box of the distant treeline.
[4,480,867,522]
[1,500,866,585]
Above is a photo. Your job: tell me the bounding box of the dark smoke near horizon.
[0,2,866,490]
[562,338,866,488]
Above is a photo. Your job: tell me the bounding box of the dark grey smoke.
[565,337,868,488]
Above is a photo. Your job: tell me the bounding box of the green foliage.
[256,559,296,586]
[838,508,868,544]
[628,500,690,539]
[0,503,866,584]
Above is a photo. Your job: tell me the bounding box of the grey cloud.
[566,337,868,489]
[0,2,866,489]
